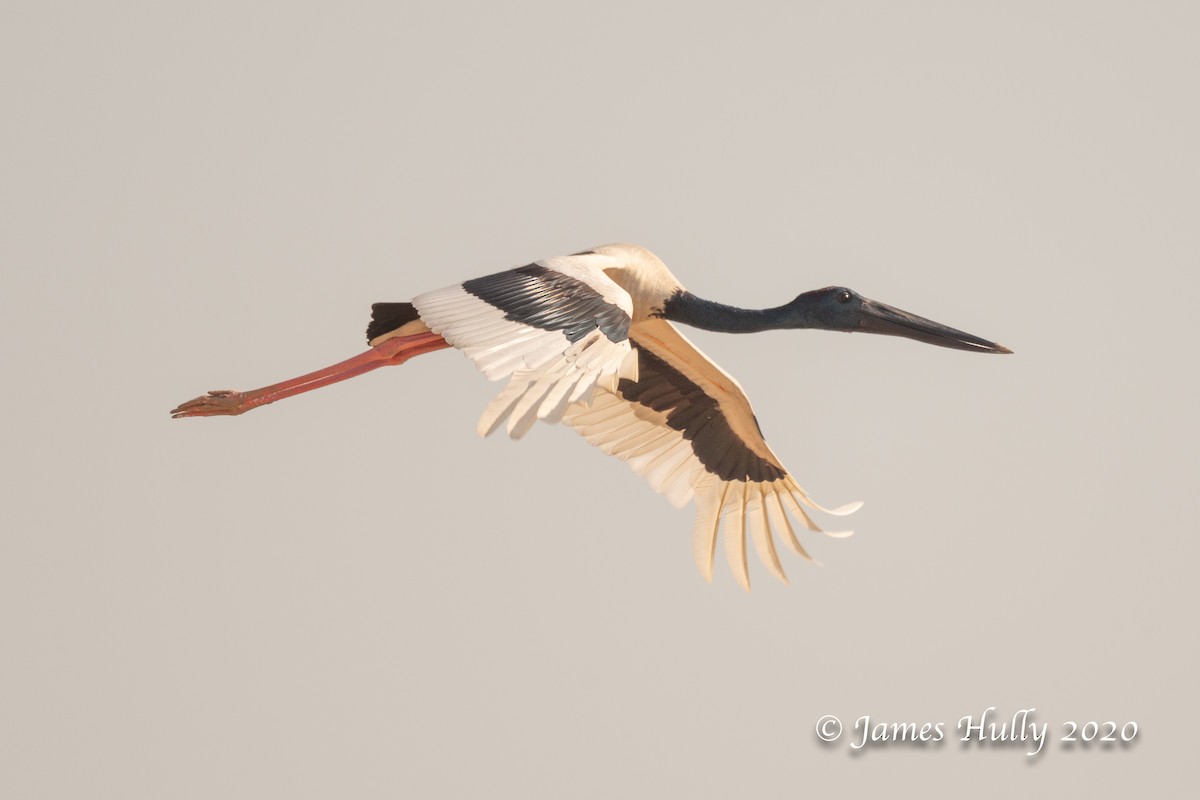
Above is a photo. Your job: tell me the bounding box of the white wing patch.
[413,256,637,439]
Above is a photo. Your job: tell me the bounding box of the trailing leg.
[170,331,450,418]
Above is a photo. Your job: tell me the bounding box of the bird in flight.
[172,243,1010,588]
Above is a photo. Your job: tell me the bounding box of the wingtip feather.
[825,501,864,516]
[692,482,726,584]
[823,529,856,539]
[722,484,751,592]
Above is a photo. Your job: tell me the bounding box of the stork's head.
[789,287,1012,354]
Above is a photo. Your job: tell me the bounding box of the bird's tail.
[367,302,422,344]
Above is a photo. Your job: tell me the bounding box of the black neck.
[659,291,796,334]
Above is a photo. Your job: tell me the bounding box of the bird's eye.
[836,290,852,304]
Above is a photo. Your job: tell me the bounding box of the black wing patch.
[618,342,786,484]
[462,264,630,344]
[366,302,421,342]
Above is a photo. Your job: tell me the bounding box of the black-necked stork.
[172,243,1010,588]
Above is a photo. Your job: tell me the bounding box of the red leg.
[170,332,450,418]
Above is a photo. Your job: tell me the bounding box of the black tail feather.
[367,302,421,343]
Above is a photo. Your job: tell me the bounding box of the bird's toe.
[170,390,249,418]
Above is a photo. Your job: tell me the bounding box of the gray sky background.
[2,1,1197,796]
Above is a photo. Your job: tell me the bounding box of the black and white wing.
[562,319,860,590]
[413,253,638,438]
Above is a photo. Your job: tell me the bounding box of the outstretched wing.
[413,253,638,439]
[562,319,859,590]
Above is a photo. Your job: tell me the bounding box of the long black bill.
[857,299,1012,354]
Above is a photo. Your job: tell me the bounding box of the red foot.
[171,390,256,418]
